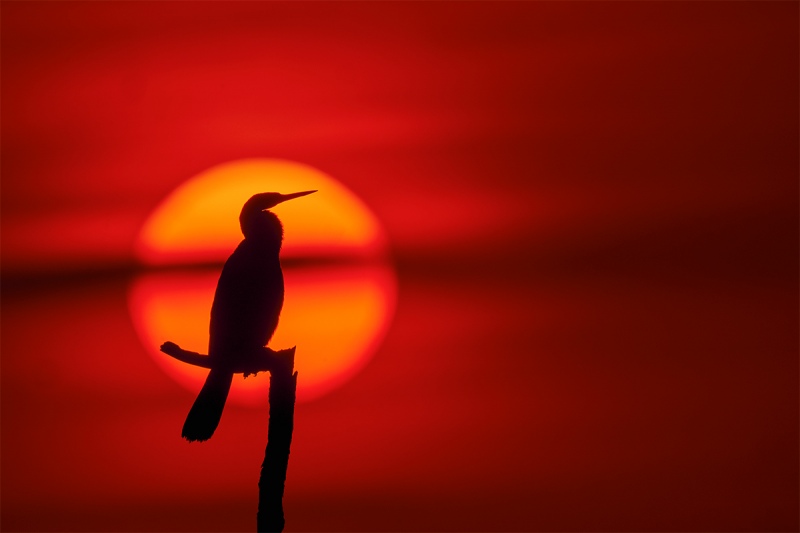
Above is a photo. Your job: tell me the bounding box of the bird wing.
[208,240,284,363]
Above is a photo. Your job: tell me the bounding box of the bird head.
[239,190,316,241]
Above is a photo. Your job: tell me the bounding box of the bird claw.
[235,346,294,375]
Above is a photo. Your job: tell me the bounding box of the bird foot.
[239,346,295,377]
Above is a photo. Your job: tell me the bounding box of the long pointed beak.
[278,190,317,203]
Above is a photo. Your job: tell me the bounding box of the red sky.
[2,2,798,531]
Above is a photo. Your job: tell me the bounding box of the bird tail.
[182,369,233,442]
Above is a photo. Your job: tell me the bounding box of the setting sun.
[129,159,396,404]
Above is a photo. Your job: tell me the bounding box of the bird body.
[209,235,284,363]
[181,191,314,442]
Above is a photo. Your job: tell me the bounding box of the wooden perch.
[160,341,295,377]
[161,340,298,532]
[257,355,297,532]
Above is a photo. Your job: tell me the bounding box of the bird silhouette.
[181,190,316,442]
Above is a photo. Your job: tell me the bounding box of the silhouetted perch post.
[257,347,297,533]
[160,342,299,532]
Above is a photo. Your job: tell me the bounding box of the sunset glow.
[130,159,396,404]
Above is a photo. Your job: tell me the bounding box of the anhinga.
[181,190,316,442]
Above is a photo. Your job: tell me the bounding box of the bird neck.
[244,233,282,255]
[241,210,284,248]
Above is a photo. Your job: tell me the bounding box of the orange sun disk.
[129,159,396,405]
